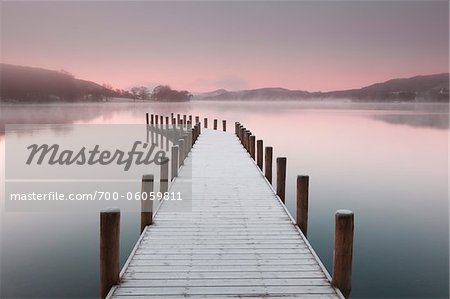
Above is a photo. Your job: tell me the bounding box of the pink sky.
[1,1,448,92]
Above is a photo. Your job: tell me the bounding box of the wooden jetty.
[102,114,354,298]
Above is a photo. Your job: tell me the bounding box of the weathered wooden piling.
[171,146,179,180]
[296,175,309,237]
[178,138,185,166]
[183,114,187,124]
[257,140,263,170]
[155,114,159,125]
[160,157,169,193]
[151,114,154,125]
[146,113,149,125]
[165,116,169,125]
[222,120,226,131]
[332,210,354,298]
[195,116,199,124]
[265,146,273,183]
[140,175,154,232]
[276,157,287,203]
[204,118,208,128]
[160,115,163,125]
[250,135,256,159]
[100,208,120,299]
[214,119,218,130]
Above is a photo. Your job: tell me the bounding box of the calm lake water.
[0,101,448,298]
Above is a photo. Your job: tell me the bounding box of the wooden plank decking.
[108,129,344,298]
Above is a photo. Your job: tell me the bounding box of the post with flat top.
[332,210,354,299]
[151,114,154,125]
[213,119,218,130]
[276,157,286,204]
[171,146,179,180]
[257,140,263,170]
[160,157,169,193]
[178,138,185,166]
[155,114,159,125]
[222,120,226,131]
[100,208,120,299]
[250,135,256,160]
[204,118,208,128]
[296,175,309,237]
[264,147,273,183]
[195,116,199,124]
[140,175,153,232]
[146,113,149,125]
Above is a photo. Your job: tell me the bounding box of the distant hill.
[0,63,117,102]
[195,73,449,102]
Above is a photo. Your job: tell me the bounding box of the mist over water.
[0,101,448,298]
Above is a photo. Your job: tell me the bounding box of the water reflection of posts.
[141,174,154,232]
[276,157,287,204]
[265,146,273,183]
[296,175,309,237]
[332,210,354,299]
[100,208,120,299]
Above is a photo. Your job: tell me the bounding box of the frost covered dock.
[102,115,353,299]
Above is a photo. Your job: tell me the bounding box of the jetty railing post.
[276,157,287,204]
[100,208,120,299]
[214,119,218,130]
[141,175,154,232]
[165,116,169,125]
[171,146,179,180]
[265,146,273,183]
[189,115,192,123]
[250,135,256,159]
[204,118,208,128]
[160,157,169,193]
[177,114,181,124]
[332,210,354,298]
[245,131,251,152]
[195,116,199,124]
[222,120,226,131]
[257,140,263,170]
[151,114,154,125]
[296,175,309,237]
[182,134,189,160]
[178,138,185,166]
[146,113,149,125]
[155,114,159,125]
[183,114,187,125]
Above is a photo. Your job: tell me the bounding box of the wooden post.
[171,112,174,119]
[204,118,208,128]
[213,119,218,130]
[165,116,169,125]
[183,114,187,125]
[177,114,181,124]
[222,120,226,131]
[151,114,154,125]
[171,146,179,180]
[160,115,163,125]
[195,116,199,124]
[100,208,120,299]
[155,114,159,125]
[141,175,153,232]
[332,210,354,298]
[146,113,149,125]
[296,175,309,237]
[250,135,256,159]
[257,140,263,170]
[160,157,169,193]
[265,147,273,183]
[276,157,287,203]
[245,131,251,152]
[182,134,189,159]
[178,138,185,166]
[189,115,192,123]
